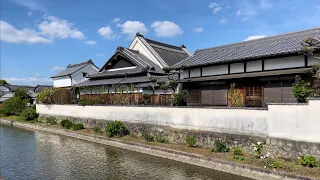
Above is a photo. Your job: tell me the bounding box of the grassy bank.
[1,116,319,180]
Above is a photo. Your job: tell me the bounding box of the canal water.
[0,125,252,180]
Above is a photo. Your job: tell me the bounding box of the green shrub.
[212,140,228,153]
[253,142,264,157]
[105,121,128,137]
[186,135,197,147]
[155,134,169,143]
[143,133,154,142]
[233,155,246,161]
[36,88,57,104]
[72,123,85,131]
[172,91,188,106]
[300,155,318,167]
[292,75,313,103]
[20,107,38,121]
[60,119,73,129]
[14,87,31,101]
[263,158,282,169]
[1,97,28,116]
[232,146,244,156]
[138,94,151,105]
[79,98,104,105]
[93,127,102,134]
[46,116,57,125]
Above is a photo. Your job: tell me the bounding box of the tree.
[301,36,320,96]
[14,87,31,100]
[0,79,10,85]
[301,36,320,59]
[292,76,313,103]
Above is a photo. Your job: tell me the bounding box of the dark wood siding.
[264,82,282,103]
[200,85,228,106]
[264,81,296,103]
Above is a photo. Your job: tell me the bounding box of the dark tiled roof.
[7,85,35,92]
[144,38,190,66]
[76,76,151,87]
[173,27,320,68]
[89,47,165,79]
[34,85,53,92]
[51,59,98,78]
[76,75,169,87]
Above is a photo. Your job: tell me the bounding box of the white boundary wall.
[36,99,320,143]
[37,105,268,137]
[268,99,320,143]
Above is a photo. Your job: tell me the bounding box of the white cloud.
[50,66,65,71]
[208,2,218,8]
[209,2,222,14]
[84,40,97,45]
[220,18,227,24]
[96,53,105,57]
[98,26,116,40]
[193,27,203,33]
[151,21,182,37]
[28,12,32,16]
[259,0,272,9]
[10,0,46,12]
[244,35,267,41]
[241,17,250,22]
[112,18,120,23]
[0,20,52,44]
[117,21,148,38]
[38,15,85,40]
[236,10,241,16]
[213,7,222,14]
[3,77,52,85]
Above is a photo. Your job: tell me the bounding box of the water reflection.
[0,125,252,180]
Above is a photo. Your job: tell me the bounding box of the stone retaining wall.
[36,99,320,159]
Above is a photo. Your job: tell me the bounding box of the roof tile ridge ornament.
[180,44,186,48]
[136,32,144,37]
[116,46,124,52]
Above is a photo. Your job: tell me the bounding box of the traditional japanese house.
[75,33,191,105]
[173,27,320,107]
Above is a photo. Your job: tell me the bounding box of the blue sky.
[1,0,319,85]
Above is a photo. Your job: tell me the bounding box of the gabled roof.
[132,33,191,67]
[51,59,98,78]
[34,85,53,92]
[89,47,165,79]
[173,27,320,68]
[144,38,191,66]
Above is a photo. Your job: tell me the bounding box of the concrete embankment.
[0,119,315,180]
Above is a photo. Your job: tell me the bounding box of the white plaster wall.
[180,70,189,79]
[246,60,262,72]
[143,88,172,94]
[202,65,228,76]
[190,68,201,77]
[268,100,320,143]
[130,38,163,68]
[71,64,99,85]
[53,77,71,87]
[308,53,320,66]
[230,63,244,74]
[264,56,304,70]
[37,104,268,137]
